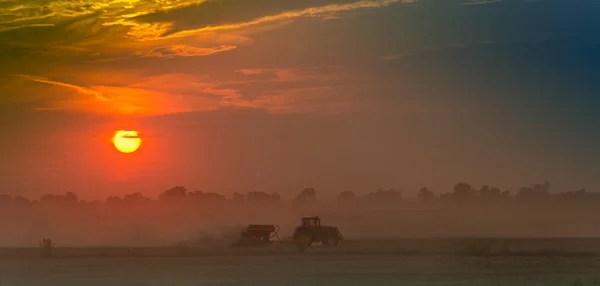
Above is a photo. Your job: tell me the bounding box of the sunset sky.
[1,0,599,200]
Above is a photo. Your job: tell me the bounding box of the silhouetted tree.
[453,182,475,201]
[187,191,226,204]
[13,196,30,206]
[63,192,78,203]
[106,196,122,204]
[159,186,187,202]
[533,181,551,194]
[337,191,357,203]
[40,194,63,204]
[516,182,550,203]
[294,188,317,203]
[122,192,151,203]
[552,189,595,204]
[232,192,246,203]
[479,185,503,202]
[417,187,436,203]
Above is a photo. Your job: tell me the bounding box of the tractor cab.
[301,216,321,228]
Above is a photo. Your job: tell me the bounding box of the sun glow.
[113,130,142,154]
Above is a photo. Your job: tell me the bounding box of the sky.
[0,0,599,200]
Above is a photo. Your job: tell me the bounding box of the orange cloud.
[11,73,229,116]
[11,65,363,116]
[136,44,236,59]
[90,85,221,115]
[12,74,108,101]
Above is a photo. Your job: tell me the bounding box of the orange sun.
[113,130,142,154]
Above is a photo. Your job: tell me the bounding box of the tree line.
[0,181,598,208]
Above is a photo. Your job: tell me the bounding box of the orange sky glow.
[1,0,599,200]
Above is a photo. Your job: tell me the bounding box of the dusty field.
[4,238,600,258]
[2,239,600,285]
[1,255,600,286]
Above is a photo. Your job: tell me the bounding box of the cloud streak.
[136,44,236,59]
[0,23,54,33]
[12,74,108,101]
[381,53,412,61]
[461,0,503,5]
[162,0,404,40]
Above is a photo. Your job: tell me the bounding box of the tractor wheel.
[294,231,313,253]
[322,235,339,247]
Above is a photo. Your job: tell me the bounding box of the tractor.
[293,216,343,252]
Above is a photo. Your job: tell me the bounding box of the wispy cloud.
[237,69,268,76]
[136,44,236,59]
[12,74,108,101]
[461,0,503,5]
[163,0,403,40]
[10,73,227,115]
[381,53,412,61]
[0,23,54,33]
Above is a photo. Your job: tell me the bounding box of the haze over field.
[2,184,600,247]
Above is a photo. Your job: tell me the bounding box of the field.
[2,238,600,285]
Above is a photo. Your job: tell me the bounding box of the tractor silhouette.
[235,224,281,247]
[293,216,343,252]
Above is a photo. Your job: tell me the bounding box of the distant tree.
[187,191,226,204]
[122,192,151,203]
[516,182,550,203]
[453,182,475,201]
[337,191,357,203]
[63,192,78,203]
[12,196,30,206]
[478,185,490,196]
[106,196,122,204]
[479,185,503,201]
[293,188,317,204]
[491,187,502,196]
[533,181,551,194]
[232,192,246,203]
[417,187,436,203]
[553,189,589,204]
[159,186,187,202]
[40,194,63,203]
